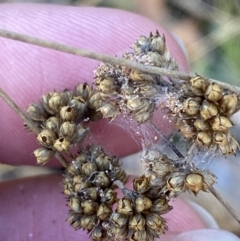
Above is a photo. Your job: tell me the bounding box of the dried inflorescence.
[164,75,240,155]
[92,31,178,123]
[24,32,240,241]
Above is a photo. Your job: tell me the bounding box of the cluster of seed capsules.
[92,31,178,124]
[164,75,240,155]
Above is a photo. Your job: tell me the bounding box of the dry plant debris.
[3,31,240,240]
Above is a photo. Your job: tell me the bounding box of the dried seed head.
[97,203,112,220]
[190,76,208,95]
[102,188,117,205]
[219,94,238,115]
[150,198,172,214]
[205,83,223,102]
[69,197,82,213]
[185,173,204,195]
[81,187,99,201]
[48,92,64,112]
[33,148,55,165]
[60,106,76,121]
[59,122,76,141]
[81,214,97,231]
[135,195,152,212]
[53,137,70,152]
[194,119,210,131]
[117,198,133,215]
[214,132,228,145]
[45,117,60,134]
[81,162,98,176]
[95,155,111,171]
[110,212,129,227]
[200,100,218,120]
[27,103,48,121]
[92,171,110,188]
[183,97,201,115]
[130,230,147,241]
[133,175,150,194]
[212,116,232,131]
[67,212,81,229]
[145,213,166,234]
[91,226,106,241]
[129,214,145,231]
[81,200,99,215]
[37,129,56,147]
[197,131,212,146]
[167,172,186,194]
[75,83,92,101]
[98,102,119,120]
[95,77,117,94]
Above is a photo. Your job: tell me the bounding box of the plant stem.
[0,29,240,94]
[209,186,240,224]
[0,87,40,135]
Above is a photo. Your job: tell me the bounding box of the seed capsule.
[130,70,154,82]
[111,226,128,239]
[45,117,60,134]
[129,214,145,231]
[214,132,228,145]
[130,230,147,241]
[145,213,165,234]
[81,162,97,176]
[167,172,186,194]
[81,187,98,201]
[150,31,166,54]
[219,136,239,155]
[48,92,64,112]
[59,122,76,141]
[190,76,208,95]
[194,119,210,131]
[183,97,201,115]
[80,215,97,231]
[110,212,128,227]
[60,106,76,121]
[133,175,150,193]
[33,148,55,165]
[197,131,212,146]
[117,198,133,215]
[37,129,56,147]
[95,77,116,94]
[135,196,152,212]
[150,198,172,214]
[205,83,223,102]
[185,173,204,195]
[95,155,110,171]
[53,137,70,152]
[27,103,48,121]
[200,100,218,120]
[96,203,112,220]
[98,102,119,120]
[92,171,110,188]
[75,83,92,101]
[67,212,81,229]
[69,197,82,213]
[81,200,99,215]
[91,226,106,241]
[212,116,232,131]
[176,119,196,139]
[219,94,238,115]
[133,35,150,53]
[101,188,117,205]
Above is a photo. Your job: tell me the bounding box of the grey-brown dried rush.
[24,32,240,241]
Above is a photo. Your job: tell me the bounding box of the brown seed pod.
[218,135,239,155]
[48,92,65,112]
[212,115,233,131]
[166,172,186,194]
[197,131,212,146]
[135,195,152,212]
[131,102,155,123]
[183,97,202,115]
[81,187,99,201]
[37,129,56,148]
[53,137,70,152]
[200,100,218,120]
[91,226,106,241]
[75,83,92,101]
[110,212,129,227]
[96,203,112,220]
[69,197,82,213]
[67,212,82,229]
[92,171,110,188]
[219,94,238,115]
[81,214,97,231]
[95,77,117,94]
[95,155,111,171]
[190,76,208,95]
[81,162,98,176]
[98,102,120,120]
[26,103,48,121]
[60,106,76,122]
[194,119,210,131]
[213,132,228,145]
[150,31,166,54]
[101,188,117,205]
[184,173,204,195]
[129,70,154,82]
[129,214,146,231]
[58,122,76,141]
[205,83,223,102]
[81,200,99,215]
[176,119,196,139]
[45,117,60,134]
[111,226,128,239]
[150,198,172,214]
[33,148,55,165]
[145,213,166,234]
[117,198,133,215]
[133,175,150,194]
[132,35,150,53]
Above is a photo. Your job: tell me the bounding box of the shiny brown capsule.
[53,137,70,152]
[212,116,232,131]
[117,198,133,215]
[45,117,60,134]
[183,97,201,115]
[60,106,76,121]
[129,214,145,231]
[145,212,166,233]
[95,77,116,94]
[184,173,204,195]
[33,148,55,165]
[197,131,212,146]
[150,198,172,214]
[37,129,56,147]
[110,212,129,227]
[219,94,238,115]
[200,100,218,120]
[96,203,112,220]
[81,200,99,215]
[213,132,228,145]
[194,119,210,131]
[58,122,76,141]
[135,196,152,212]
[205,83,223,102]
[190,76,208,95]
[80,214,97,231]
[98,102,119,120]
[133,175,150,194]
